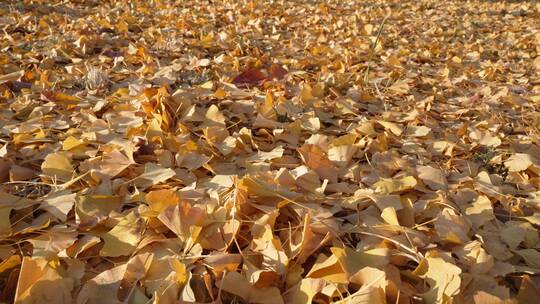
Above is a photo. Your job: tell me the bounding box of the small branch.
[363,15,390,86]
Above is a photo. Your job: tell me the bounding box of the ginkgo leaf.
[516,249,540,268]
[331,246,389,277]
[298,144,339,183]
[388,79,410,95]
[413,250,461,303]
[376,120,403,136]
[464,195,494,229]
[218,271,284,304]
[0,254,21,277]
[306,253,348,283]
[505,153,533,172]
[285,278,325,304]
[77,263,128,304]
[133,163,176,189]
[1,1,538,303]
[41,152,74,182]
[517,275,540,303]
[268,63,288,80]
[145,189,180,213]
[75,195,123,229]
[232,69,268,88]
[62,136,85,151]
[417,165,447,190]
[15,257,74,304]
[100,211,144,257]
[28,226,77,258]
[0,70,24,85]
[96,150,133,178]
[0,191,34,236]
[40,190,76,221]
[157,202,205,242]
[334,286,386,304]
[373,176,417,194]
[407,125,431,137]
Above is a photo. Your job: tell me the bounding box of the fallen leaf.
[15,257,74,304]
[373,176,417,194]
[218,271,284,304]
[232,69,268,88]
[417,165,447,190]
[133,163,176,189]
[268,63,288,80]
[505,153,533,172]
[41,152,74,182]
[413,250,462,303]
[77,263,128,304]
[40,190,76,221]
[100,211,144,257]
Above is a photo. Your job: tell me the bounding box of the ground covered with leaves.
[0,0,540,303]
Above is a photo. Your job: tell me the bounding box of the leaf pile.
[1,0,540,303]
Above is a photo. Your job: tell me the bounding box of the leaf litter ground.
[0,0,540,303]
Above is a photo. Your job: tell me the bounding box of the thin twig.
[363,15,390,86]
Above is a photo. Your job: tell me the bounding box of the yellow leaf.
[218,271,284,304]
[375,120,403,136]
[41,152,74,182]
[75,195,122,229]
[285,278,326,304]
[133,163,176,189]
[335,286,385,304]
[77,263,128,304]
[417,165,447,190]
[145,189,180,213]
[0,255,21,274]
[505,153,533,172]
[260,91,277,119]
[100,211,144,257]
[331,246,388,277]
[28,226,77,258]
[464,195,494,229]
[41,190,76,221]
[15,257,74,304]
[298,144,339,183]
[306,253,348,283]
[62,136,85,151]
[157,202,205,242]
[373,176,417,194]
[434,208,470,244]
[0,191,35,236]
[517,275,540,303]
[388,79,410,95]
[169,259,187,285]
[214,87,227,99]
[381,206,400,225]
[413,250,461,303]
[52,92,81,104]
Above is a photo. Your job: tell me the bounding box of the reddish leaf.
[232,69,268,88]
[268,63,288,80]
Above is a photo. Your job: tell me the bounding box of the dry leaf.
[1,1,539,303]
[218,271,284,304]
[41,152,74,182]
[505,153,533,172]
[232,69,268,88]
[100,211,144,257]
[15,257,73,304]
[413,250,462,303]
[133,163,176,189]
[417,165,448,190]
